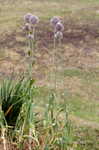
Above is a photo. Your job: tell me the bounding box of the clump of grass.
[0,75,73,150]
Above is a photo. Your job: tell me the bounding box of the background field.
[0,0,99,149]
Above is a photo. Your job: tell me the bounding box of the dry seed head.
[55,22,64,32]
[54,31,63,40]
[29,15,39,25]
[50,16,61,27]
[24,13,32,23]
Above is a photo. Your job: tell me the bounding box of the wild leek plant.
[23,13,40,78]
[23,13,39,58]
[50,17,64,91]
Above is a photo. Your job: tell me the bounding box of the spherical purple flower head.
[23,23,31,32]
[54,31,63,40]
[50,16,61,27]
[55,22,64,32]
[29,15,39,25]
[24,13,32,23]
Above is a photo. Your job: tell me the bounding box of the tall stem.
[53,30,57,91]
[31,26,36,65]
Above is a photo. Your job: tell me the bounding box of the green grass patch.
[67,96,99,123]
[64,68,99,81]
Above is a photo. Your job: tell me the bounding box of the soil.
[0,21,99,80]
[0,21,99,83]
[0,21,99,50]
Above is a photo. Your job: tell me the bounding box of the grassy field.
[0,0,99,149]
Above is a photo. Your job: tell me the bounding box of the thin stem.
[59,37,62,48]
[2,128,7,150]
[19,110,26,143]
[31,26,36,64]
[53,30,57,91]
[29,128,32,150]
[33,26,35,41]
[54,31,56,49]
[26,31,29,52]
[32,26,35,50]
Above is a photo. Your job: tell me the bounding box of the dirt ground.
[0,21,99,81]
[1,21,99,50]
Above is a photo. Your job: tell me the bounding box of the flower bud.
[24,13,32,23]
[29,15,39,25]
[55,22,64,32]
[50,16,61,27]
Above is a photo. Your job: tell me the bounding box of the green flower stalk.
[27,33,34,53]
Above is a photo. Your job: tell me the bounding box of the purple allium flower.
[22,23,31,32]
[54,31,63,39]
[24,13,32,23]
[55,22,64,32]
[50,16,61,27]
[27,33,34,39]
[29,15,39,25]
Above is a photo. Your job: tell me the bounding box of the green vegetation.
[0,76,73,150]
